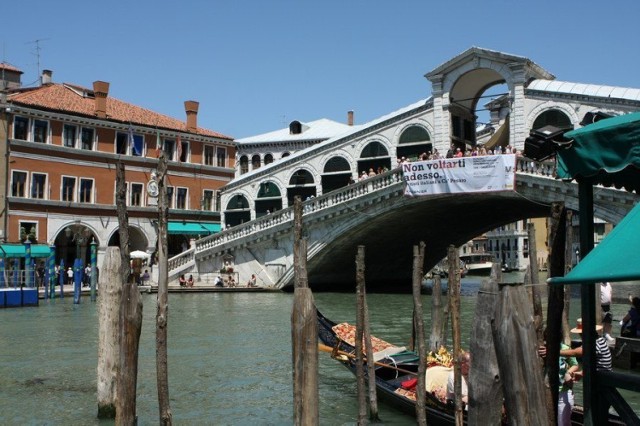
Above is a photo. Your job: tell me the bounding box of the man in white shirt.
[600,282,614,343]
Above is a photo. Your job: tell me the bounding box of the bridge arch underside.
[299,192,551,292]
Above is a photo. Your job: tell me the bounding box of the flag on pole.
[155,130,161,158]
[176,135,182,162]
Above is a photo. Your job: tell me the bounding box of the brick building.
[0,64,235,269]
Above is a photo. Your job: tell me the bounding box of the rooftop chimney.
[347,110,354,126]
[184,100,199,132]
[93,81,110,119]
[41,69,53,85]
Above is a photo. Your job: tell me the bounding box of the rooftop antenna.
[26,38,50,85]
[1,43,6,95]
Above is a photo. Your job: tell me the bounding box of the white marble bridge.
[168,157,637,291]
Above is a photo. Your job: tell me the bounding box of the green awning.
[167,222,221,235]
[558,112,640,192]
[548,202,640,285]
[0,244,53,258]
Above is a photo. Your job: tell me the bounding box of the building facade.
[0,65,235,269]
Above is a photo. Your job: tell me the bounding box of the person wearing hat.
[562,318,612,372]
[600,282,615,343]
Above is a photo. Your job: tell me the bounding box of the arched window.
[264,153,274,165]
[399,126,430,144]
[226,195,249,210]
[289,169,314,185]
[358,141,391,175]
[255,181,282,217]
[322,156,352,193]
[257,182,281,198]
[323,156,351,173]
[282,152,290,159]
[360,142,388,158]
[397,125,432,160]
[251,155,261,170]
[239,155,249,174]
[532,110,572,131]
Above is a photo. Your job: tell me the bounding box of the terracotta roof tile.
[8,83,232,140]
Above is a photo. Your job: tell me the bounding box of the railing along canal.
[168,157,557,272]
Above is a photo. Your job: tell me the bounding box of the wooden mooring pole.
[115,162,143,425]
[468,264,503,425]
[545,202,568,423]
[97,247,123,419]
[291,196,318,426]
[429,274,444,352]
[412,242,427,425]
[562,210,574,345]
[528,219,555,424]
[156,153,172,425]
[447,245,463,426]
[355,245,380,422]
[492,281,548,425]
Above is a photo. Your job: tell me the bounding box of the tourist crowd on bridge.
[355,144,522,182]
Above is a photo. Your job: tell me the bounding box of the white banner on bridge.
[403,154,516,197]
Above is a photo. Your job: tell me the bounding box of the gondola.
[317,309,623,425]
[318,309,463,425]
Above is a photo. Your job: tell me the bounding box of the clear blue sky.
[3,1,639,139]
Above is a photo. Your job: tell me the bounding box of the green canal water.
[0,275,638,425]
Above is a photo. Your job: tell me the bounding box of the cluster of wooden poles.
[292,200,584,426]
[95,157,173,425]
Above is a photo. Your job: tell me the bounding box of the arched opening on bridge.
[282,152,290,159]
[239,155,249,174]
[477,87,510,153]
[532,109,573,131]
[396,125,432,161]
[264,153,274,165]
[287,169,316,205]
[224,194,251,227]
[449,68,510,152]
[358,141,391,175]
[321,156,352,193]
[255,181,282,217]
[251,154,261,171]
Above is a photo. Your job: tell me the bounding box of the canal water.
[0,274,638,425]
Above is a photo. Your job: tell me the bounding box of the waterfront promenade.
[36,282,274,299]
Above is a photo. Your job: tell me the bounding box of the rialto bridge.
[169,47,640,290]
[168,161,637,291]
